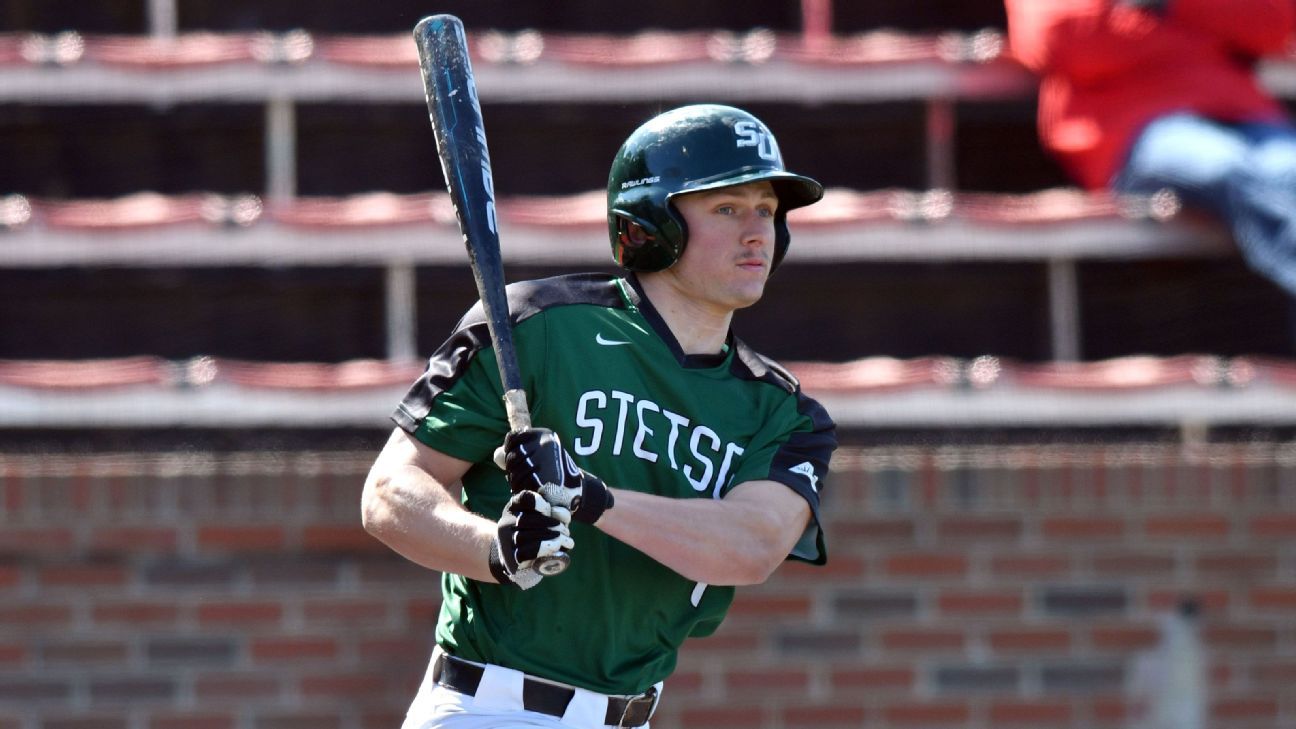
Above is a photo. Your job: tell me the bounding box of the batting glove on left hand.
[488,490,574,590]
[496,428,614,525]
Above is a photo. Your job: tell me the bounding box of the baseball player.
[362,104,837,729]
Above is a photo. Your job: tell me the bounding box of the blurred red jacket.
[1005,0,1295,189]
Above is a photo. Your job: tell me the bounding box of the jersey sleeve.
[392,287,553,463]
[725,389,836,565]
[391,319,507,463]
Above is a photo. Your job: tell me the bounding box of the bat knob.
[534,552,570,576]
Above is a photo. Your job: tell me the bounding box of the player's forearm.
[361,464,497,582]
[596,486,800,586]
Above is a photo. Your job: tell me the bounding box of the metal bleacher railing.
[3,23,1293,431]
[6,353,1296,432]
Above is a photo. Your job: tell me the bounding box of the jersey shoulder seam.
[730,337,801,394]
[507,273,628,325]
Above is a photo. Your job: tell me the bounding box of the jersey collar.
[621,274,733,370]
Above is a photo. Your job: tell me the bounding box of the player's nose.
[740,214,774,248]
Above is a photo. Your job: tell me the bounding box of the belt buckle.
[616,686,658,728]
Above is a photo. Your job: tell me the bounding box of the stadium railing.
[3,353,1295,430]
[0,187,1230,364]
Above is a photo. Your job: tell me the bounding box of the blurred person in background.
[1005,0,1296,341]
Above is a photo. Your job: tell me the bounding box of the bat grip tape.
[504,388,532,432]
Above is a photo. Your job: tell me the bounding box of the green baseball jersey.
[392,273,836,696]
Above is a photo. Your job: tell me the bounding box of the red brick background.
[1,443,1294,729]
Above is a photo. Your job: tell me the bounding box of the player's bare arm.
[362,428,497,580]
[500,428,813,585]
[363,428,573,588]
[598,481,810,586]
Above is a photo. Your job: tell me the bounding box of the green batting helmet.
[607,104,824,272]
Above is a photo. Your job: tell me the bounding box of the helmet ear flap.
[617,218,654,250]
[613,214,666,269]
[611,210,686,272]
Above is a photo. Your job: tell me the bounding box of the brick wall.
[1,443,1294,729]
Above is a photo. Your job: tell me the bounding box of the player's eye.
[714,205,735,215]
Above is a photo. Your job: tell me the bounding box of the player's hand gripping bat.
[414,14,570,576]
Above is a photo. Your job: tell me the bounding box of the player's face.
[668,181,779,313]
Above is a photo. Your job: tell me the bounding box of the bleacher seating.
[3,4,1296,427]
[6,354,1296,429]
[0,187,1225,262]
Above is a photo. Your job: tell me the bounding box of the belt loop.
[431,649,445,683]
[616,700,632,729]
[617,685,657,728]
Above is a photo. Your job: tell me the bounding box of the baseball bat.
[413,14,569,576]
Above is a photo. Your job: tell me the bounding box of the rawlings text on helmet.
[620,176,661,190]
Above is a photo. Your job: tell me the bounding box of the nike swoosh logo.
[595,333,632,346]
